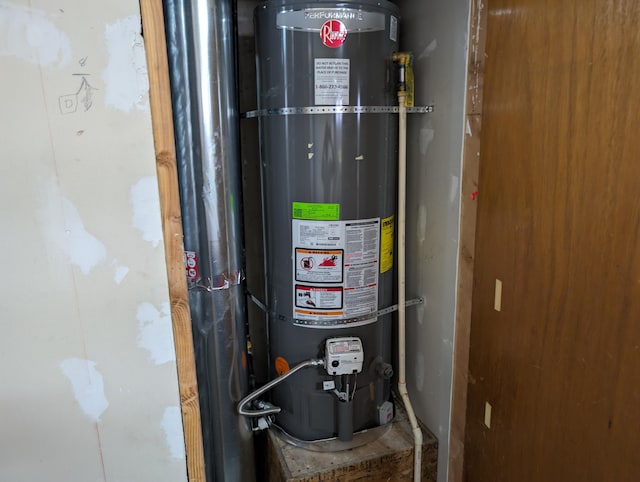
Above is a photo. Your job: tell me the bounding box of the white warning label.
[295,285,343,310]
[292,218,379,326]
[314,58,350,105]
[296,249,343,283]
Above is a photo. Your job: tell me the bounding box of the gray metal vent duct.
[163,0,255,480]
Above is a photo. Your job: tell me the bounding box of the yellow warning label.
[380,215,394,273]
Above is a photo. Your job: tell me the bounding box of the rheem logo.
[320,19,347,48]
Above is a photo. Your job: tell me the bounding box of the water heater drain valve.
[325,337,364,376]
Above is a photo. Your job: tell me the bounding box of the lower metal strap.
[248,294,424,327]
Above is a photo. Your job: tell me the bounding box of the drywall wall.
[395,1,470,481]
[0,1,187,481]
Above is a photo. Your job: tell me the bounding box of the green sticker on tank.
[292,202,340,221]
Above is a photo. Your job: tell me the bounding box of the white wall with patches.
[0,1,187,481]
[395,1,471,481]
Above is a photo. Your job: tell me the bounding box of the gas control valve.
[324,337,364,376]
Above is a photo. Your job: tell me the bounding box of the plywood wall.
[0,1,188,481]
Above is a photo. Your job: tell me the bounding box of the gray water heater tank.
[254,0,400,441]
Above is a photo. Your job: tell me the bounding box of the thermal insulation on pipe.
[397,91,423,481]
[163,0,255,480]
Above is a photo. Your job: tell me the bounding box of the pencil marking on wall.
[75,74,97,111]
[162,406,186,460]
[102,15,149,112]
[59,57,98,114]
[58,94,77,114]
[0,1,71,67]
[137,302,176,365]
[60,358,109,422]
[130,176,163,247]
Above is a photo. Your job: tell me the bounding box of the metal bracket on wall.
[242,105,434,118]
[248,292,424,325]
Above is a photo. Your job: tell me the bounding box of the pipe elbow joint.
[376,361,394,380]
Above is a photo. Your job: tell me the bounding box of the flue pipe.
[163,0,255,480]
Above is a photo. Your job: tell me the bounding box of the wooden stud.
[139,1,206,481]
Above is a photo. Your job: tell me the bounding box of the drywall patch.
[130,176,163,247]
[417,38,437,60]
[0,1,71,67]
[40,181,107,275]
[417,204,427,244]
[112,259,129,284]
[136,302,176,365]
[419,127,435,156]
[60,196,107,274]
[162,406,186,460]
[60,358,109,422]
[102,15,149,111]
[449,175,459,205]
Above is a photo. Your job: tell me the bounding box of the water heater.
[254,0,400,442]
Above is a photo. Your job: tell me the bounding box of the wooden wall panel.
[140,1,206,481]
[449,1,487,480]
[465,0,640,480]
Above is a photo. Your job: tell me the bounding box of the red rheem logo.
[320,19,347,48]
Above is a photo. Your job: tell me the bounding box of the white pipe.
[397,91,423,482]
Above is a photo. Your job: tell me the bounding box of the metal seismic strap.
[242,105,434,118]
[248,292,424,326]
